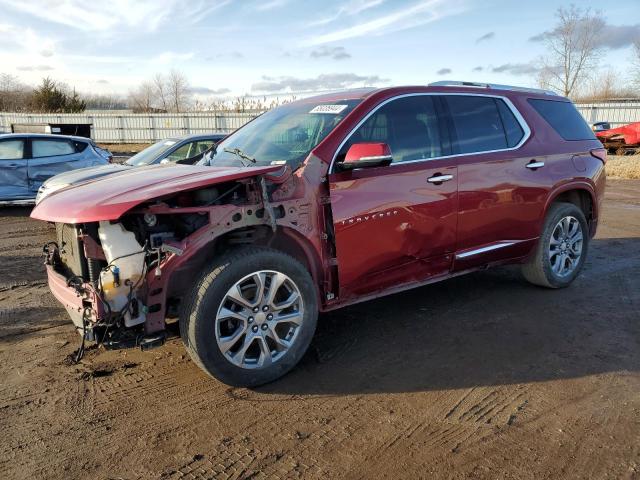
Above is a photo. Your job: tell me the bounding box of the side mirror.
[338,143,393,171]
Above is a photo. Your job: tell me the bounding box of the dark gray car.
[35,133,225,205]
[0,134,112,204]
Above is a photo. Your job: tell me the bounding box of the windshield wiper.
[223,147,257,167]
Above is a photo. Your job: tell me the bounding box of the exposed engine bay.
[41,172,322,360]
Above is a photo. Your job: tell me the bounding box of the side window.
[166,142,194,161]
[32,139,75,158]
[74,141,89,153]
[496,100,525,147]
[0,140,25,160]
[528,99,596,141]
[192,141,214,156]
[337,96,443,164]
[444,96,508,154]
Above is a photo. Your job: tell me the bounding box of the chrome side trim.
[329,92,532,174]
[455,242,516,259]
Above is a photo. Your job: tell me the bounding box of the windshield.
[201,99,361,168]
[126,139,179,166]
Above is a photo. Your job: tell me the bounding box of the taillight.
[590,148,607,164]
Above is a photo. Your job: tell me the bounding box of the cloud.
[310,46,351,60]
[16,65,54,71]
[308,0,385,27]
[530,21,640,49]
[251,73,389,93]
[254,0,288,11]
[472,66,483,72]
[491,63,540,75]
[436,68,452,75]
[0,0,229,33]
[304,0,466,46]
[599,24,640,49]
[187,86,231,95]
[151,51,194,65]
[476,31,494,43]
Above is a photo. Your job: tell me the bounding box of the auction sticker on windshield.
[309,105,348,114]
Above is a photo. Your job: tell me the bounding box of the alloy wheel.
[548,216,583,278]
[215,270,304,369]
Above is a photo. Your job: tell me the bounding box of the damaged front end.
[34,162,325,356]
[43,221,166,351]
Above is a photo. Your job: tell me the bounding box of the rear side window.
[445,96,509,154]
[528,99,596,141]
[0,140,25,160]
[32,139,76,158]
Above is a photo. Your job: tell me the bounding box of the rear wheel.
[522,202,589,288]
[180,247,318,387]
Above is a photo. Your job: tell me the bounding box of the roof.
[291,82,565,107]
[0,133,92,142]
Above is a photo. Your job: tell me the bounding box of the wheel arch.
[543,182,597,229]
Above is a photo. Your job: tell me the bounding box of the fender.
[541,180,598,228]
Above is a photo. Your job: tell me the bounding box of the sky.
[0,0,638,100]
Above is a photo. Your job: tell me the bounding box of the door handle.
[427,174,454,184]
[526,160,545,170]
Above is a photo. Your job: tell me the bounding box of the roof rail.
[428,80,559,96]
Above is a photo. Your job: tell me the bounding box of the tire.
[180,246,318,387]
[522,202,589,288]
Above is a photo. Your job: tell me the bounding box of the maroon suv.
[32,82,606,386]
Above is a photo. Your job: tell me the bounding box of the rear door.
[27,137,86,192]
[328,94,458,299]
[0,138,29,199]
[441,94,541,269]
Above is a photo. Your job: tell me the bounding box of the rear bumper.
[46,264,103,331]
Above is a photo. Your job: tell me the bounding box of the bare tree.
[153,73,169,112]
[128,81,155,113]
[574,68,638,101]
[166,69,190,113]
[0,74,31,112]
[537,5,604,97]
[633,40,640,90]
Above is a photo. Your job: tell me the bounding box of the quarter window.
[528,98,596,141]
[32,139,75,158]
[0,140,25,160]
[337,96,444,164]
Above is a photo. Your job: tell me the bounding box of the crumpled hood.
[42,163,132,189]
[31,163,281,224]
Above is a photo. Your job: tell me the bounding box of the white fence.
[575,101,640,128]
[1,101,639,143]
[0,111,261,143]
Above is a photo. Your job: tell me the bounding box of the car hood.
[31,163,282,224]
[42,163,132,188]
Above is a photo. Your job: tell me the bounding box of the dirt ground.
[1,180,639,479]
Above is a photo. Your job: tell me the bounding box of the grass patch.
[606,155,640,179]
[97,143,151,154]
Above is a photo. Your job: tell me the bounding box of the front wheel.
[522,202,589,288]
[180,247,318,387]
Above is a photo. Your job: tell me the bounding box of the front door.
[0,138,29,200]
[27,137,83,193]
[328,94,458,299]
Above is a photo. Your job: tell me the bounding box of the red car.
[32,82,606,386]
